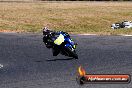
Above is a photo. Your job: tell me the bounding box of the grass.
[0,1,132,35]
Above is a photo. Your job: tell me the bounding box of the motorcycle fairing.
[54,34,65,45]
[53,33,76,49]
[65,38,76,49]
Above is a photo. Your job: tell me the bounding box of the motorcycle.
[43,28,78,59]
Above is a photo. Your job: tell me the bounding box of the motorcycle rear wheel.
[52,46,60,56]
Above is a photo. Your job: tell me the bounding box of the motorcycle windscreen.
[54,34,64,45]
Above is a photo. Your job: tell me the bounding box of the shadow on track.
[45,57,75,61]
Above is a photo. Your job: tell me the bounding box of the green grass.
[0,2,132,35]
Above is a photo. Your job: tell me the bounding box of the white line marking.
[0,64,3,68]
[79,34,132,36]
[78,34,97,35]
[120,35,132,36]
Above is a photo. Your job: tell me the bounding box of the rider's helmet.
[43,27,52,35]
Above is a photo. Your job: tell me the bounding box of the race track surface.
[0,33,132,88]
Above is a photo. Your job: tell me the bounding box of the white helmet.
[43,27,51,35]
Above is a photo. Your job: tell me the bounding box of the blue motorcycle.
[43,28,78,59]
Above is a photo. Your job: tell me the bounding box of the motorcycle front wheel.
[64,47,78,59]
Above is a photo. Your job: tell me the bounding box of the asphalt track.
[0,33,132,88]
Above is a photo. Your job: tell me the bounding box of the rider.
[43,27,70,49]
